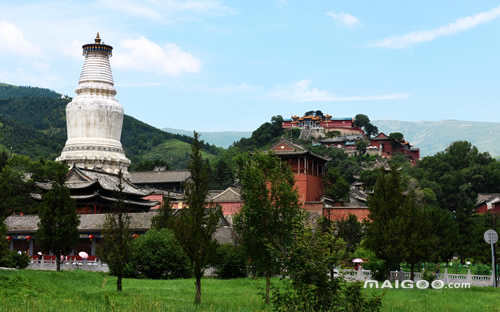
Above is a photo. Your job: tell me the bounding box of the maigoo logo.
[363,280,470,289]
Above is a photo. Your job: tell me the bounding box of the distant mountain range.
[163,128,251,148]
[167,120,500,157]
[373,120,500,157]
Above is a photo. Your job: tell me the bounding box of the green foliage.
[128,229,192,279]
[234,152,303,304]
[36,177,79,272]
[271,223,381,312]
[354,114,378,137]
[323,167,350,201]
[213,244,247,279]
[151,196,174,230]
[129,159,168,171]
[336,215,364,254]
[389,132,404,142]
[0,250,30,269]
[365,167,406,278]
[232,116,284,151]
[98,171,132,291]
[168,132,220,304]
[212,159,234,189]
[410,141,500,260]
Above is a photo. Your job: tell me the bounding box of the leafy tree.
[365,167,406,278]
[233,115,284,151]
[128,229,192,279]
[356,139,368,156]
[151,195,174,230]
[272,222,381,312]
[36,177,80,272]
[130,159,168,171]
[168,132,220,304]
[213,244,247,279]
[353,114,370,128]
[389,132,404,142]
[99,171,132,291]
[364,123,379,137]
[323,167,350,202]
[234,152,303,304]
[336,214,364,254]
[400,191,439,280]
[213,159,234,189]
[412,141,500,260]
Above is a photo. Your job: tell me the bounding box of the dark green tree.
[151,195,174,230]
[129,228,192,279]
[323,167,350,202]
[365,167,406,279]
[356,139,369,156]
[99,170,132,291]
[169,132,220,304]
[336,214,364,254]
[213,159,234,189]
[36,178,80,272]
[389,132,404,142]
[234,152,303,304]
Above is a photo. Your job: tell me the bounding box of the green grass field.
[1,270,500,312]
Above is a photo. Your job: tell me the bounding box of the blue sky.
[0,0,499,131]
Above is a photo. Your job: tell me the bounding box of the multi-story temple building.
[6,34,158,258]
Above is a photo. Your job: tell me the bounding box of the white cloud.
[270,80,408,102]
[373,5,500,48]
[112,37,201,75]
[97,0,235,22]
[0,21,41,56]
[326,11,360,27]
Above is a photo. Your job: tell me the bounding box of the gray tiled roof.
[476,193,500,205]
[129,170,191,184]
[5,212,158,233]
[210,187,241,203]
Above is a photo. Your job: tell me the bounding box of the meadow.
[1,270,500,312]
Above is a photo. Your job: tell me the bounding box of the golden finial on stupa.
[95,32,101,44]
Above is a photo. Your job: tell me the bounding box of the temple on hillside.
[283,111,420,163]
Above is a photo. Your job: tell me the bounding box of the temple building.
[6,34,158,258]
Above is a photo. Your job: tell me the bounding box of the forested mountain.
[0,84,220,168]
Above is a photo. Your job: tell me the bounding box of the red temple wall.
[324,208,370,221]
[294,174,323,203]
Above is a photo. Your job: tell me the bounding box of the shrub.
[128,229,192,279]
[0,251,30,269]
[213,244,247,279]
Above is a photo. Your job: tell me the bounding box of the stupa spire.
[56,34,130,174]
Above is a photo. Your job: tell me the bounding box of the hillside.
[373,120,500,157]
[0,84,220,169]
[164,127,251,148]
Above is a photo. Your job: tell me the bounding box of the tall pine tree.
[169,132,220,304]
[36,166,80,272]
[99,170,132,291]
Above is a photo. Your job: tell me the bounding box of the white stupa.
[57,33,130,174]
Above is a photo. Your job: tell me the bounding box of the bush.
[213,244,247,279]
[0,251,30,269]
[128,229,192,279]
